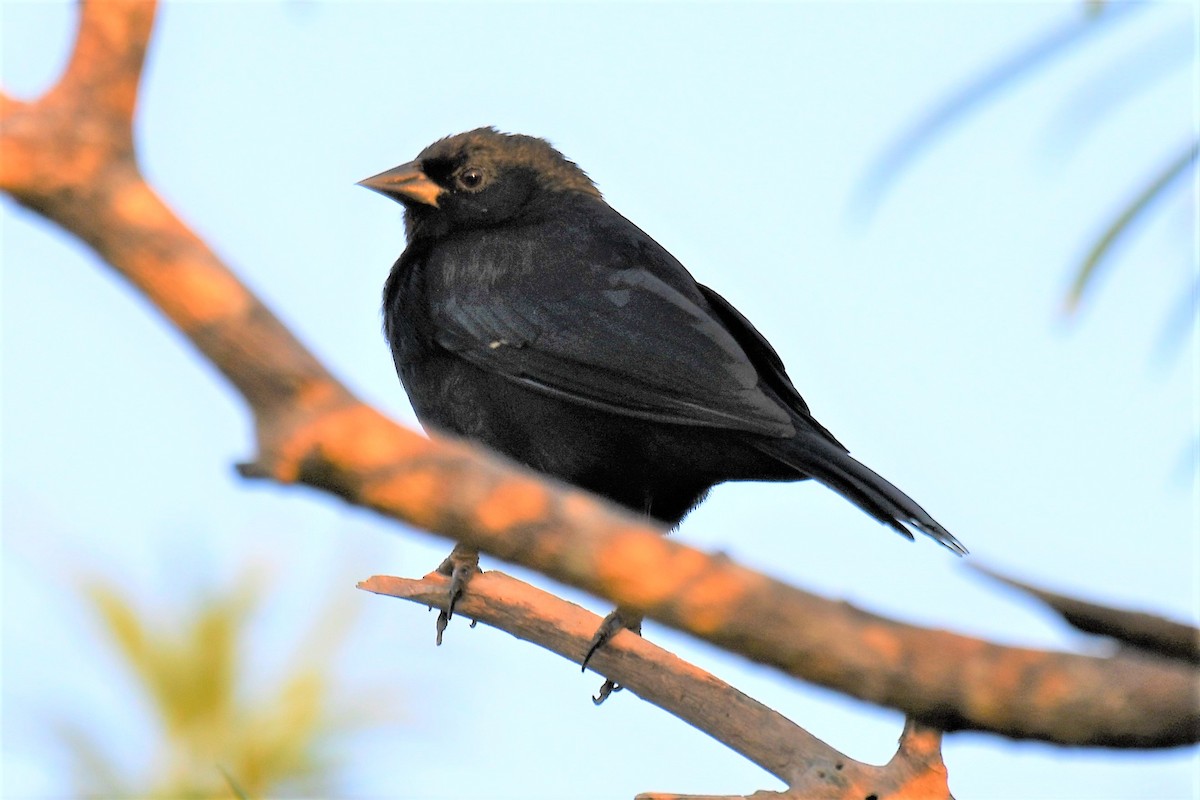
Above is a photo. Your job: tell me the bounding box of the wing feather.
[433,264,795,437]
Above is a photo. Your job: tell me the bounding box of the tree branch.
[3,0,1197,763]
[973,564,1200,665]
[360,571,951,799]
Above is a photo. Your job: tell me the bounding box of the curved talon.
[592,679,622,705]
[435,609,450,646]
[581,636,605,672]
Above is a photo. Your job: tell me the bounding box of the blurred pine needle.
[1065,140,1198,315]
[853,1,1195,322]
[851,2,1143,221]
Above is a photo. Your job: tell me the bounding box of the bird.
[360,127,966,699]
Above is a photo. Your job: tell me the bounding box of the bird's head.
[358,127,601,240]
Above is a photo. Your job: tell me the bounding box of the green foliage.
[59,574,380,799]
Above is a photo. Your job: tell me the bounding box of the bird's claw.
[435,608,451,646]
[435,607,478,645]
[581,608,643,705]
[581,608,638,672]
[592,679,623,705]
[433,545,480,646]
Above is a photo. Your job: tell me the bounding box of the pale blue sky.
[3,2,1197,798]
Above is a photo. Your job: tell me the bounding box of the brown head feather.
[418,127,602,199]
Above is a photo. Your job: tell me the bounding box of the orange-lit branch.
[2,0,1196,759]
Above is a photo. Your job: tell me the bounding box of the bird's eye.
[457,167,485,190]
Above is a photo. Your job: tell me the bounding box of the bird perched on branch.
[360,128,966,700]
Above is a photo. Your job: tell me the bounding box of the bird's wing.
[431,266,796,437]
[695,283,846,449]
[695,283,810,417]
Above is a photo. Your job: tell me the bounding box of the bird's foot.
[433,544,481,645]
[592,679,622,705]
[581,608,643,705]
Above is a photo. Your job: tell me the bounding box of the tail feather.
[757,434,968,556]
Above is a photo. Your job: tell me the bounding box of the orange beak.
[357,160,442,207]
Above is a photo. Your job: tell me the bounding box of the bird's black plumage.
[362,127,965,554]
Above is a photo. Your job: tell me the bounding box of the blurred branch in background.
[972,563,1200,666]
[852,1,1196,319]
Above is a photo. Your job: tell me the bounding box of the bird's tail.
[755,434,967,555]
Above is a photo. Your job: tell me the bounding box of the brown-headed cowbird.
[360,128,966,693]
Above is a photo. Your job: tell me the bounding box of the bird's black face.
[359,128,601,241]
[358,151,539,240]
[415,155,541,234]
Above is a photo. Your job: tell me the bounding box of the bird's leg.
[582,608,642,668]
[433,543,481,645]
[582,607,643,705]
[585,503,667,703]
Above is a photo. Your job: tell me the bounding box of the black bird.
[361,128,965,694]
